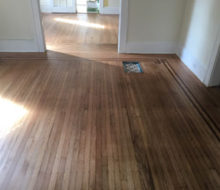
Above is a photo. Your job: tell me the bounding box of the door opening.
[52,0,76,13]
[37,0,123,56]
[77,0,100,14]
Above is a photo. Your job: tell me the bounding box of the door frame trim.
[118,0,128,53]
[31,0,46,52]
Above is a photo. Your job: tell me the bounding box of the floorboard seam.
[163,60,220,142]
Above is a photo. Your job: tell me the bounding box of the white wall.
[119,0,220,86]
[178,0,220,86]
[104,0,120,7]
[121,0,186,54]
[40,0,52,12]
[209,48,220,86]
[0,0,45,52]
[101,0,120,14]
[0,0,34,40]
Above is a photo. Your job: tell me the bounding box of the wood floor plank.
[0,14,219,190]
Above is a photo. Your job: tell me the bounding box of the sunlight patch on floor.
[0,96,28,138]
[54,17,105,29]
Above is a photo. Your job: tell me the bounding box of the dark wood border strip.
[163,60,220,142]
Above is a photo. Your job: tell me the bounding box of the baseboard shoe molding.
[121,42,177,54]
[0,39,41,52]
[100,7,119,14]
[177,46,208,85]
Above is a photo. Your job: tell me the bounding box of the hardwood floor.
[42,13,119,58]
[0,14,219,190]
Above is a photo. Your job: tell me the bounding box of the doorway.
[37,0,123,56]
[42,13,119,57]
[77,0,100,13]
[51,0,76,13]
[76,0,88,13]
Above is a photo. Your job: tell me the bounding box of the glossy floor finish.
[0,14,220,190]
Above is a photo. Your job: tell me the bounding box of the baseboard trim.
[100,7,119,14]
[0,40,40,52]
[121,42,177,54]
[52,7,76,13]
[177,46,208,84]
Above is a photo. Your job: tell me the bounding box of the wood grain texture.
[0,14,219,190]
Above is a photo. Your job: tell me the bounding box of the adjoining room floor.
[0,13,219,190]
[42,13,119,58]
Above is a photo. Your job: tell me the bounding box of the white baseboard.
[177,46,208,84]
[120,42,177,54]
[52,7,76,13]
[100,7,119,14]
[0,39,42,52]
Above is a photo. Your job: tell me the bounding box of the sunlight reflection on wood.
[0,97,28,139]
[54,17,105,29]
